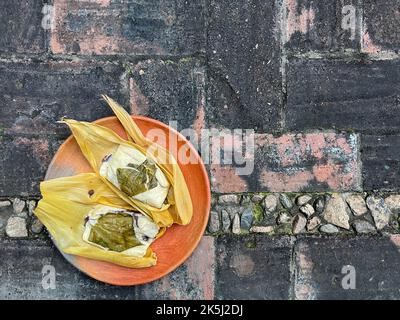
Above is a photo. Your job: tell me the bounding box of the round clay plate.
[45,116,211,286]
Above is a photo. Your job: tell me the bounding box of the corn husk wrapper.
[35,173,158,268]
[102,95,193,226]
[59,96,193,227]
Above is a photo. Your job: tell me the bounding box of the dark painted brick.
[0,136,54,197]
[211,132,360,193]
[216,235,292,299]
[0,238,136,299]
[362,135,400,190]
[285,0,360,52]
[137,236,215,299]
[129,59,205,131]
[286,59,400,133]
[363,0,400,53]
[0,60,128,137]
[51,0,205,55]
[294,236,400,299]
[207,0,282,133]
[0,0,46,53]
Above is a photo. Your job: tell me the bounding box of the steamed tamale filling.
[116,160,158,197]
[88,213,141,252]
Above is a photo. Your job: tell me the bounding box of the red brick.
[284,0,360,52]
[294,236,400,299]
[216,235,292,299]
[210,132,360,193]
[0,238,137,299]
[137,236,215,299]
[0,136,54,196]
[51,0,205,55]
[129,59,206,131]
[0,0,46,53]
[207,0,282,133]
[362,0,400,54]
[0,59,128,137]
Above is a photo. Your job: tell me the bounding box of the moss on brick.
[252,203,264,223]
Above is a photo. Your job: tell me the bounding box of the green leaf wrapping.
[116,160,158,197]
[88,213,142,252]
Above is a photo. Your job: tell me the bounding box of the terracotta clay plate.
[45,116,211,286]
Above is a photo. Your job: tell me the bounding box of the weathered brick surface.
[363,0,400,53]
[0,238,137,299]
[207,0,282,133]
[137,236,215,299]
[211,132,360,193]
[129,59,205,131]
[51,0,206,55]
[284,0,360,52]
[0,0,46,54]
[216,235,292,299]
[0,59,128,137]
[0,136,54,197]
[294,236,400,299]
[286,59,400,133]
[362,135,400,190]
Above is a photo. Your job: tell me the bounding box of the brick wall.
[0,0,399,299]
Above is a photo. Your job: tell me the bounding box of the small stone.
[292,214,307,234]
[6,217,28,238]
[366,196,393,230]
[240,207,253,230]
[241,195,251,205]
[323,194,350,229]
[224,206,243,219]
[16,211,28,218]
[346,194,368,216]
[219,194,240,204]
[251,194,264,203]
[277,212,292,225]
[250,226,274,233]
[232,214,241,234]
[12,198,25,214]
[296,195,312,206]
[280,194,293,209]
[307,217,321,231]
[0,200,11,208]
[30,218,44,234]
[207,211,220,233]
[299,203,315,217]
[27,200,37,216]
[385,195,400,214]
[353,220,376,234]
[264,194,278,212]
[319,224,339,234]
[221,209,231,232]
[314,196,325,214]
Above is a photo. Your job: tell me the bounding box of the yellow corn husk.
[59,97,193,227]
[35,173,157,268]
[102,95,193,226]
